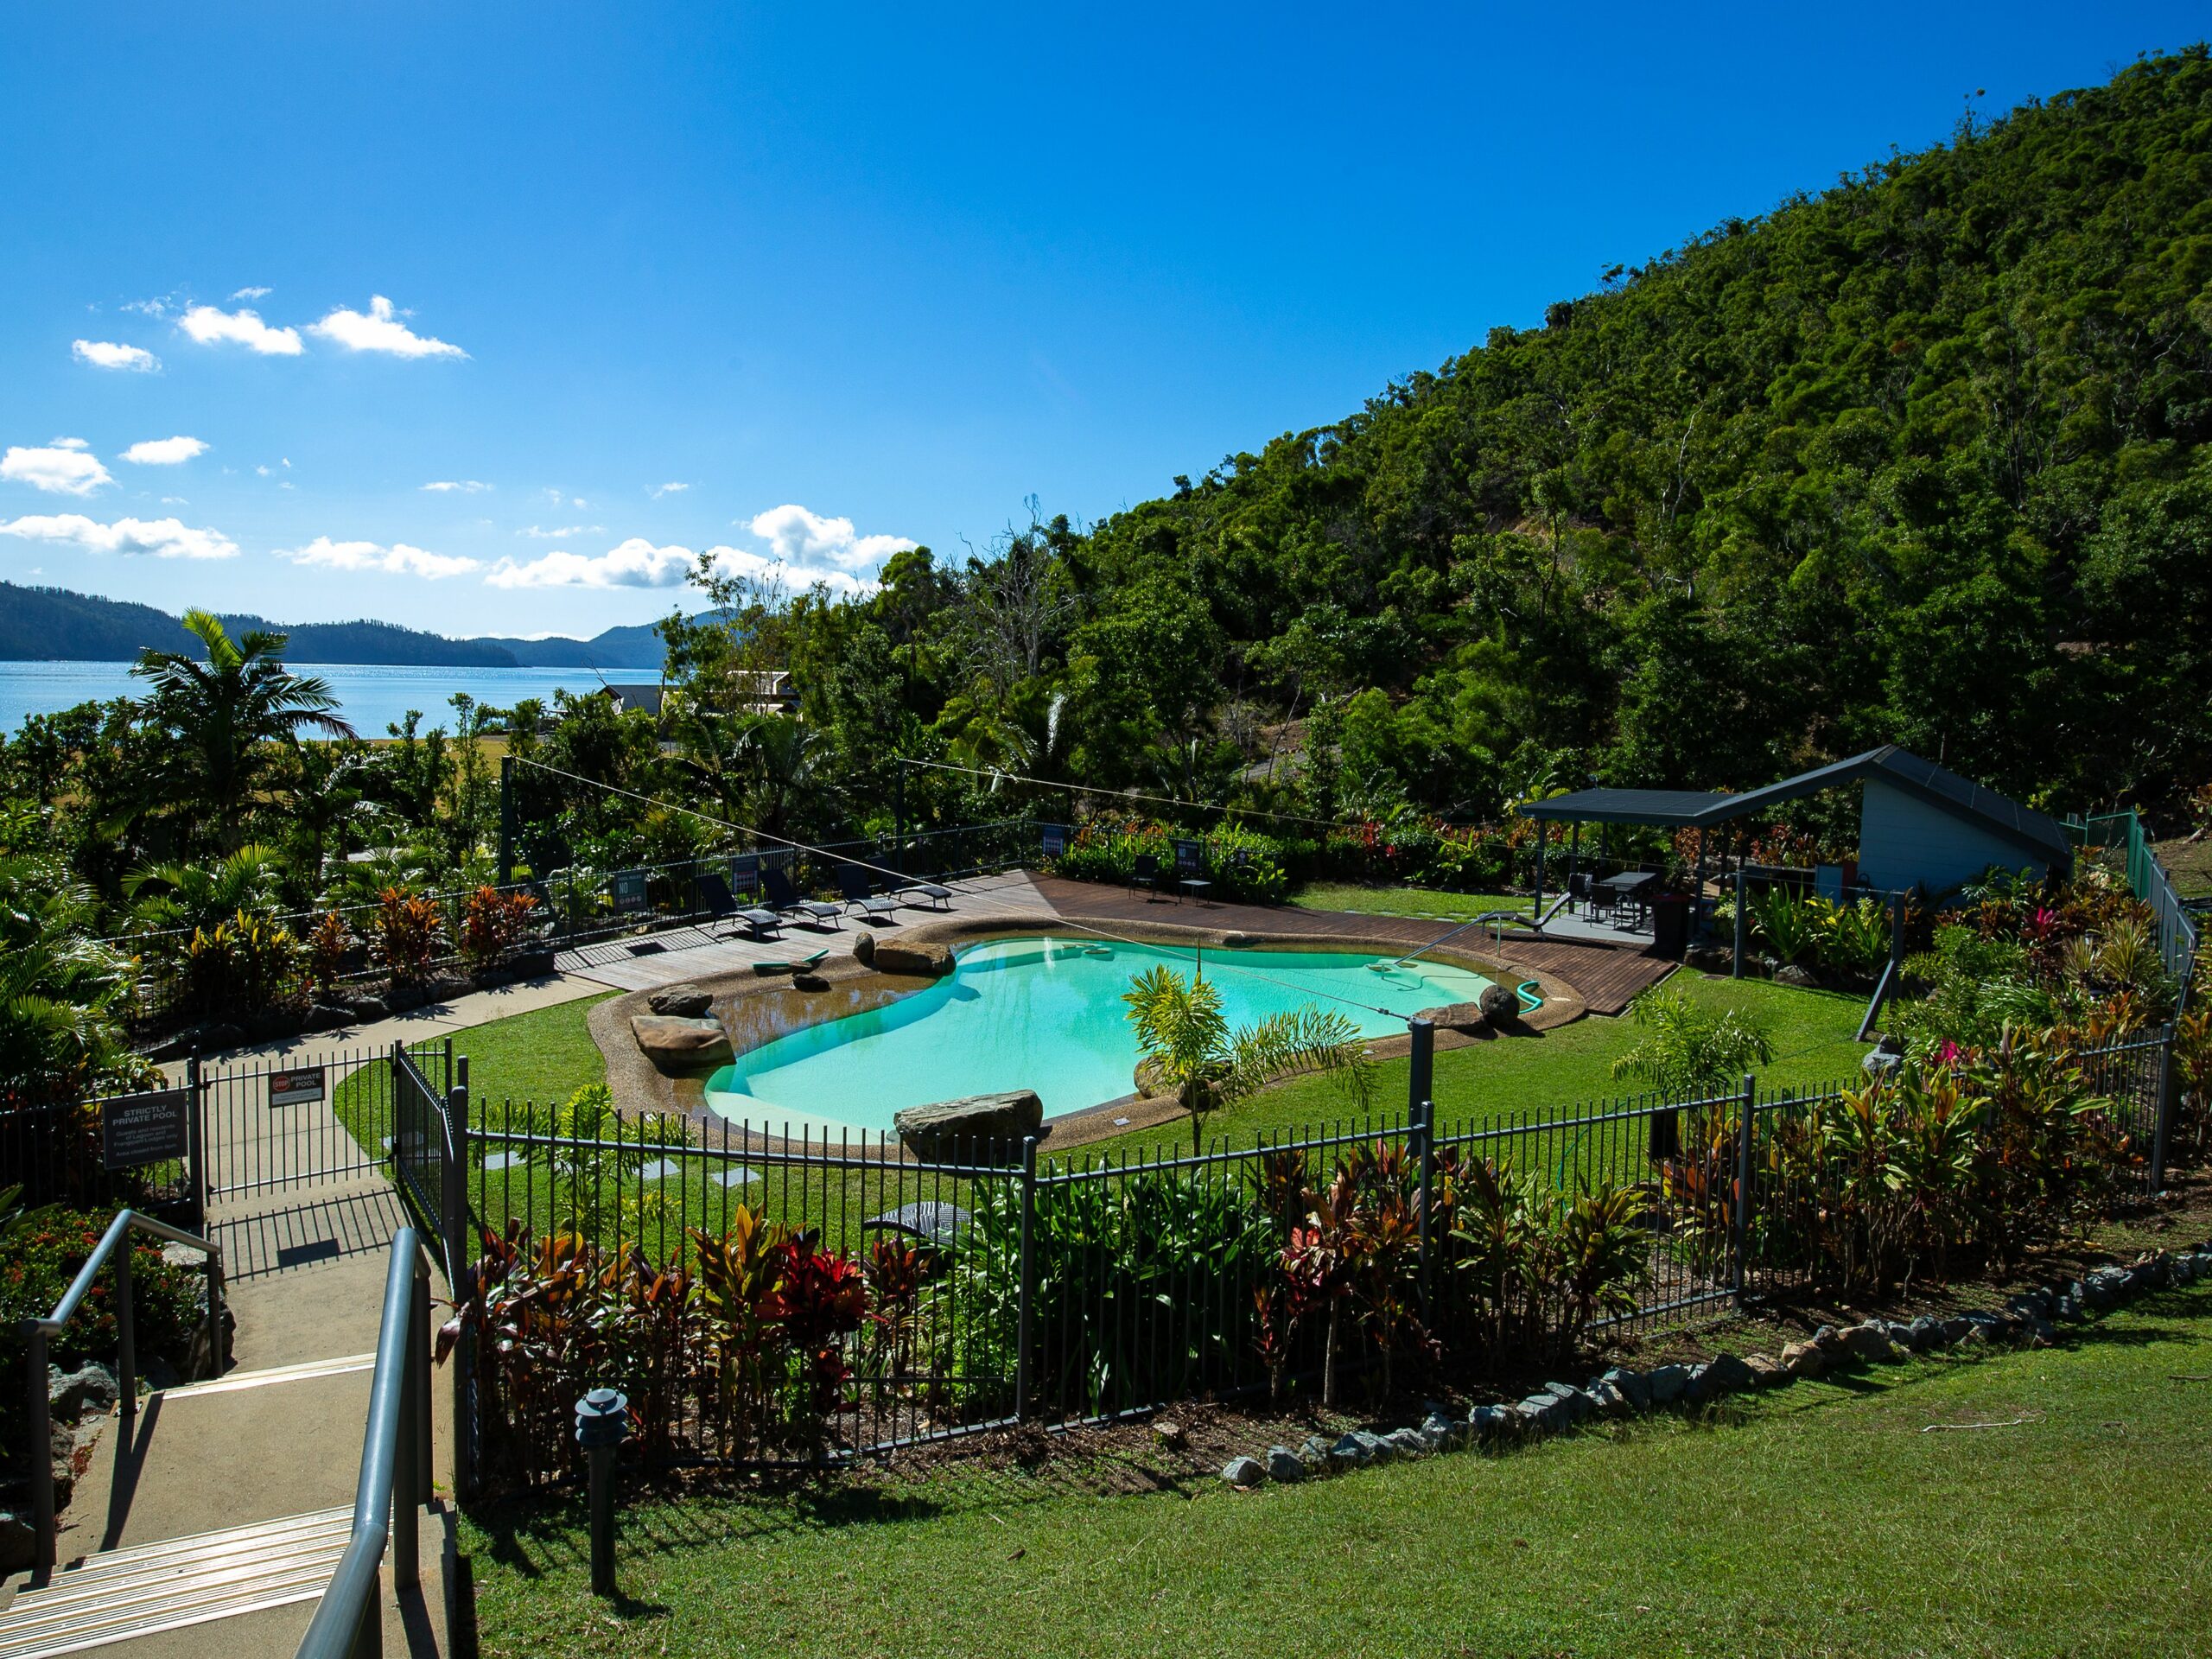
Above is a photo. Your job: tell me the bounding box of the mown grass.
[1288,880,1526,920]
[1090,969,1868,1160]
[461,1285,2212,1659]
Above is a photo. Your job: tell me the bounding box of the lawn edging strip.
[1215,1243,2212,1488]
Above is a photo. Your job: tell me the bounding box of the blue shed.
[1524,746,2072,899]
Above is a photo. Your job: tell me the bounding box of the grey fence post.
[24,1323,51,1586]
[446,1057,474,1502]
[1014,1135,1038,1423]
[2152,1024,2179,1194]
[1407,1017,1434,1122]
[185,1050,208,1228]
[1413,1096,1435,1319]
[1732,1073,1756,1310]
[115,1244,137,1440]
[1732,869,1747,980]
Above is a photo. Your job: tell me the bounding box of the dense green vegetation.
[463,1284,2212,1659]
[5,53,2209,1101]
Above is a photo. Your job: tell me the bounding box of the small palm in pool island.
[703,936,1502,1137]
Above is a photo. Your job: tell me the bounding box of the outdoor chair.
[1129,853,1164,902]
[695,872,785,942]
[761,865,843,930]
[897,869,954,910]
[1568,871,1593,915]
[1171,839,1212,905]
[836,863,902,921]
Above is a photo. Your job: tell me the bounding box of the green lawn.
[347,969,1864,1169]
[1093,969,1868,1160]
[461,1284,2212,1659]
[2152,836,2212,900]
[1288,880,1527,921]
[448,992,615,1109]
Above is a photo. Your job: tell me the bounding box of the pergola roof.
[1524,745,2072,864]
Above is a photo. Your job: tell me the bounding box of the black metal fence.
[426,1021,2181,1491]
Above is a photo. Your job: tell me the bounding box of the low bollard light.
[575,1387,629,1598]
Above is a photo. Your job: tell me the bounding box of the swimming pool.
[702,935,1504,1136]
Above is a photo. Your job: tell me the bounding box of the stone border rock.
[1214,1243,2212,1487]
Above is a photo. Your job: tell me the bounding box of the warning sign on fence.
[269,1066,327,1107]
[103,1089,190,1170]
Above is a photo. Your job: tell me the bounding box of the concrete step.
[0,1508,352,1658]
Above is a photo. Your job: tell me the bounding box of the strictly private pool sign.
[269,1066,327,1108]
[102,1089,190,1170]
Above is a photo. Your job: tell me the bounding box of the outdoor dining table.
[1598,871,1657,926]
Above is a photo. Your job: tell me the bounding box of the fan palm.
[1122,963,1375,1154]
[124,842,289,932]
[133,609,355,848]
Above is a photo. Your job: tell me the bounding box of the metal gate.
[199,1039,454,1203]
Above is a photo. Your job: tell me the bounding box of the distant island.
[0,582,671,670]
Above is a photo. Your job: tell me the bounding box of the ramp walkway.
[0,1179,452,1657]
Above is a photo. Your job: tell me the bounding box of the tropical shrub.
[1611,987,1777,1099]
[437,1206,874,1488]
[304,909,353,996]
[0,1199,208,1459]
[371,886,446,985]
[459,886,541,972]
[181,909,304,1019]
[522,1084,689,1246]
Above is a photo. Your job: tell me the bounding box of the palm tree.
[1610,988,1777,1098]
[1123,964,1375,1154]
[0,854,156,1106]
[124,843,289,932]
[133,609,355,848]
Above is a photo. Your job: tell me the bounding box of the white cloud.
[160,496,187,505]
[746,503,916,572]
[308,295,465,359]
[649,481,690,499]
[2,442,112,496]
[73,339,161,372]
[518,523,603,539]
[122,296,175,318]
[0,512,238,560]
[179,303,303,355]
[486,537,699,590]
[280,536,480,579]
[231,285,272,301]
[120,435,208,466]
[542,488,588,509]
[421,480,491,493]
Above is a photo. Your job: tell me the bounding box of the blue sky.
[0,4,2201,642]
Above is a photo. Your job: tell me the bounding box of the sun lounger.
[696,872,785,941]
[836,863,902,920]
[761,865,843,929]
[898,873,953,910]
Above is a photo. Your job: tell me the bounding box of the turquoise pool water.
[702,935,1503,1136]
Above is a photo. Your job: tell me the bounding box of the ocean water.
[703,935,1503,1135]
[0,660,617,735]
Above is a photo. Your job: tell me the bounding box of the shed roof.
[1524,746,2072,865]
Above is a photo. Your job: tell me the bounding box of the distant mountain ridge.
[0,582,671,670]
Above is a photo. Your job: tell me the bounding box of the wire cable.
[510,753,1430,1021]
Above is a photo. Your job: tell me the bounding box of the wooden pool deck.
[560,868,1678,1017]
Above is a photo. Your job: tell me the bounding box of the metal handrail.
[21,1208,224,1587]
[295,1229,434,1659]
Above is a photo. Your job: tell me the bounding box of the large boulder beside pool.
[646,985,715,1018]
[872,939,956,978]
[895,1090,1045,1162]
[1414,1001,1488,1035]
[630,1014,734,1072]
[1478,981,1520,1024]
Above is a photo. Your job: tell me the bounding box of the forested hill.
[875,48,2209,819]
[0,584,665,669]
